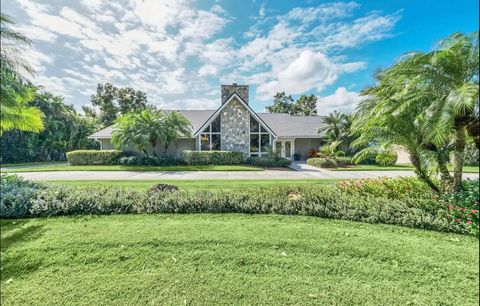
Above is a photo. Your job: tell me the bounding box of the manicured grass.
[331,164,479,173]
[2,164,263,172]
[1,214,478,305]
[0,161,66,167]
[47,179,340,191]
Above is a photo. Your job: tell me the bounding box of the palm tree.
[0,13,34,79]
[318,110,345,142]
[161,111,191,154]
[112,109,191,156]
[0,14,44,135]
[382,32,479,190]
[112,109,166,157]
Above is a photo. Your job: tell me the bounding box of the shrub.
[16,184,467,234]
[336,177,435,200]
[66,150,123,165]
[356,151,378,165]
[307,149,317,158]
[182,150,244,165]
[118,155,185,166]
[148,184,179,193]
[245,156,291,167]
[334,157,353,167]
[0,174,44,218]
[444,179,479,235]
[307,158,337,168]
[375,151,398,166]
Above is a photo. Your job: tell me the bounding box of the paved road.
[12,168,479,181]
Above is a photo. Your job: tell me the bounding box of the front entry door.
[275,140,293,159]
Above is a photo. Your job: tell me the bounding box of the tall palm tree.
[383,32,479,190]
[0,13,34,79]
[0,13,44,134]
[162,111,191,154]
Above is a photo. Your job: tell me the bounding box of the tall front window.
[250,115,271,156]
[200,116,221,150]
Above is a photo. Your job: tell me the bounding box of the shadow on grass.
[1,219,46,280]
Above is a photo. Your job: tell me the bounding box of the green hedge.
[245,156,292,167]
[0,174,474,235]
[307,157,337,168]
[182,150,244,165]
[66,150,123,165]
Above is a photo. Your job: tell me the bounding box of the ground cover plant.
[1,214,478,305]
[2,175,477,235]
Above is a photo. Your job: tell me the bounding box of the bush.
[0,174,44,218]
[444,179,479,235]
[307,149,317,158]
[356,152,378,165]
[307,158,337,168]
[66,150,123,165]
[148,184,179,193]
[334,157,353,167]
[182,150,244,165]
[375,151,398,166]
[118,155,185,166]
[245,156,292,167]
[8,183,466,235]
[336,177,436,200]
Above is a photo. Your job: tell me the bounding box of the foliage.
[118,155,184,166]
[245,156,292,167]
[318,111,358,155]
[463,142,479,165]
[443,179,479,235]
[84,82,149,126]
[148,184,179,193]
[182,150,244,165]
[375,151,398,166]
[266,92,318,116]
[307,149,317,158]
[334,156,353,166]
[0,174,44,218]
[66,150,123,165]
[336,177,436,200]
[1,181,467,234]
[1,92,99,162]
[307,157,337,168]
[316,142,344,160]
[112,109,191,157]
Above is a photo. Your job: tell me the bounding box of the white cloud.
[17,25,58,43]
[259,4,266,17]
[316,87,364,115]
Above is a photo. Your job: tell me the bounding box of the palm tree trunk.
[453,120,467,191]
[409,151,439,193]
[467,120,479,150]
[436,151,453,192]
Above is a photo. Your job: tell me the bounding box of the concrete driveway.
[12,163,479,181]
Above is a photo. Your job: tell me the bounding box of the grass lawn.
[331,164,479,173]
[0,161,66,167]
[1,164,263,172]
[1,214,478,305]
[46,179,340,191]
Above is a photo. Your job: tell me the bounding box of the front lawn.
[1,164,263,172]
[331,164,479,173]
[46,179,339,191]
[1,214,478,305]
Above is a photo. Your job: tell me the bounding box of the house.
[89,84,325,160]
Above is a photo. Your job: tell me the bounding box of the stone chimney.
[221,83,249,104]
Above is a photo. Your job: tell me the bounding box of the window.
[249,115,271,156]
[200,116,221,151]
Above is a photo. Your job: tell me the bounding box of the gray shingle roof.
[89,110,325,139]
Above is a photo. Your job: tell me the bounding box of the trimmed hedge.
[307,157,337,168]
[182,150,244,165]
[334,157,353,167]
[118,155,184,166]
[246,156,292,168]
[66,150,123,165]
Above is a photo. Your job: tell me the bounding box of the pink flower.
[467,220,473,224]
[471,209,478,214]
[456,218,462,222]
[448,205,453,210]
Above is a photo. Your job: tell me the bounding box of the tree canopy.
[266,92,318,116]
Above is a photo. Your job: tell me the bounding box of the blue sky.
[2,0,478,114]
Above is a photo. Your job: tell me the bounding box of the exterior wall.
[220,97,250,155]
[221,84,249,104]
[294,138,324,160]
[98,138,195,156]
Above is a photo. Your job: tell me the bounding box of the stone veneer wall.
[220,97,250,155]
[221,84,249,104]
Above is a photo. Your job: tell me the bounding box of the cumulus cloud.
[316,87,364,115]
